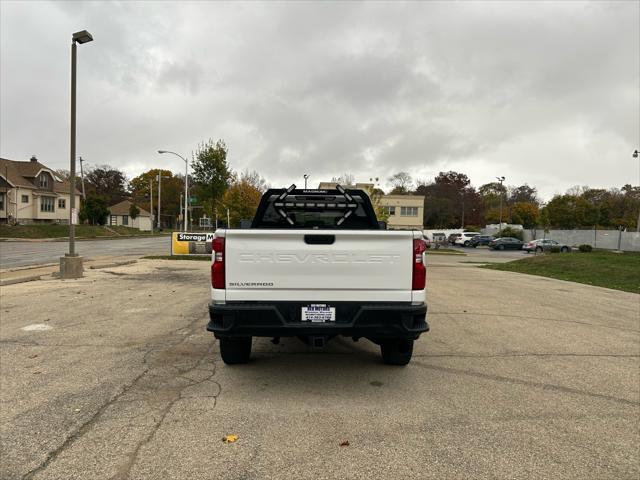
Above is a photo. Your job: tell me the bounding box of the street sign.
[189,197,197,204]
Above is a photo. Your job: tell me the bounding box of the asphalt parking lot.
[1,254,638,479]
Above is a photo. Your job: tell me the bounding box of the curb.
[89,260,138,270]
[0,275,41,286]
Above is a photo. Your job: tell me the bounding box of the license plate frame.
[301,304,336,323]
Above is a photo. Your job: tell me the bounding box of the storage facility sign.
[171,232,214,255]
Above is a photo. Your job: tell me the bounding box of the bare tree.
[388,171,413,194]
[331,173,356,186]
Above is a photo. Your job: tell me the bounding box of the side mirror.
[378,221,387,230]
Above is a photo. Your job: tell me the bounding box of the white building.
[107,200,152,231]
[0,156,82,224]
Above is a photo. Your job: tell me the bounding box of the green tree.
[84,165,128,205]
[129,203,140,220]
[191,139,232,217]
[80,194,109,225]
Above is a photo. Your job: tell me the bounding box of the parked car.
[523,239,570,253]
[447,233,461,245]
[422,235,432,249]
[489,237,524,250]
[454,232,481,247]
[469,235,494,247]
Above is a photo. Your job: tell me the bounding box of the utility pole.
[227,208,230,229]
[460,190,465,229]
[156,172,169,230]
[149,178,153,234]
[496,176,506,234]
[79,156,86,200]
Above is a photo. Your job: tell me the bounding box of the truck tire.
[219,337,252,364]
[380,339,414,366]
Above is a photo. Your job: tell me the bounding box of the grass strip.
[481,250,640,294]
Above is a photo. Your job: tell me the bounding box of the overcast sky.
[1,1,638,199]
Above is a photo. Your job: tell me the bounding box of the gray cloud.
[1,1,638,199]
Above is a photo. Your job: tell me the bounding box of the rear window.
[253,193,378,229]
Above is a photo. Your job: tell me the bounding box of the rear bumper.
[207,301,428,339]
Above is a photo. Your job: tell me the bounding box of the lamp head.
[158,150,167,154]
[633,150,639,158]
[72,30,93,44]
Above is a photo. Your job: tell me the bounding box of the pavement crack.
[21,367,150,480]
[415,361,640,407]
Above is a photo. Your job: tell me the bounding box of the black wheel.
[498,244,505,251]
[380,339,414,366]
[219,336,252,364]
[472,244,477,248]
[464,241,470,247]
[535,247,543,253]
[561,246,569,253]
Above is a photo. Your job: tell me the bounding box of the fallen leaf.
[28,354,38,359]
[340,441,350,447]
[222,434,238,443]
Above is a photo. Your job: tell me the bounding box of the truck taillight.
[212,237,225,289]
[412,239,426,290]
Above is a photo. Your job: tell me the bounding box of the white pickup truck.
[207,185,429,365]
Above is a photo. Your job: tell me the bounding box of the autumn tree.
[130,169,183,227]
[217,179,262,227]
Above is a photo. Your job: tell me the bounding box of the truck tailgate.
[224,229,415,302]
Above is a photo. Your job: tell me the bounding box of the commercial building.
[107,200,152,231]
[379,194,424,230]
[0,156,81,224]
[317,181,424,230]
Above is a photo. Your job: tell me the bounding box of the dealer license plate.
[301,304,336,323]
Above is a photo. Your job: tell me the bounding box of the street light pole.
[303,174,309,189]
[158,150,189,231]
[61,29,93,279]
[496,176,506,234]
[633,150,639,233]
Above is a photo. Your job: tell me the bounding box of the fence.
[481,227,640,252]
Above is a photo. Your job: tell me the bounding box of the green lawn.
[482,250,640,294]
[0,224,164,239]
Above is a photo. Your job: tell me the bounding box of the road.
[0,236,169,269]
[1,252,638,479]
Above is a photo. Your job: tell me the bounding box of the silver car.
[523,239,570,253]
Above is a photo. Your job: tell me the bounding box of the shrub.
[578,244,593,253]
[498,226,523,240]
[549,246,561,253]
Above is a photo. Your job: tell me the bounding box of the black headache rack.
[250,184,380,230]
